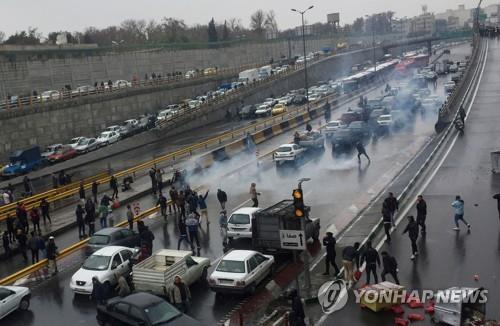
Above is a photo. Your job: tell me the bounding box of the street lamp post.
[292,6,314,110]
[297,177,312,299]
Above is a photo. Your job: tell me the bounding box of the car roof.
[115,292,164,308]
[379,115,392,118]
[231,207,261,215]
[222,250,260,261]
[92,245,131,256]
[93,227,124,236]
[279,144,296,147]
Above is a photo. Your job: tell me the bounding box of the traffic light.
[293,188,305,218]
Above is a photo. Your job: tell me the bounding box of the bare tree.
[228,18,243,33]
[264,10,279,33]
[250,10,266,36]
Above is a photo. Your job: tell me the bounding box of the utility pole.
[297,177,311,298]
[292,6,314,111]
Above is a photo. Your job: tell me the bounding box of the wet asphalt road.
[1,44,472,325]
[322,38,500,325]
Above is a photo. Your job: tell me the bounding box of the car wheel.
[19,296,30,310]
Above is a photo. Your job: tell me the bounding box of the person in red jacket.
[29,208,41,235]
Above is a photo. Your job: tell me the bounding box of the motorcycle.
[454,118,465,133]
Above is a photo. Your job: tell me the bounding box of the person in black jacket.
[322,232,340,276]
[157,192,168,219]
[47,236,58,275]
[356,142,370,164]
[140,226,155,255]
[383,192,399,227]
[76,204,86,238]
[380,251,400,284]
[78,181,85,200]
[109,175,118,199]
[416,195,427,234]
[403,215,419,260]
[342,242,360,285]
[360,240,380,284]
[91,181,99,204]
[85,199,96,236]
[40,198,51,224]
[217,189,227,210]
[382,202,392,243]
[289,289,306,326]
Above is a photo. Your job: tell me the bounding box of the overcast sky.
[1,0,497,37]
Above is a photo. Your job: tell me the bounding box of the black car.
[292,95,307,105]
[87,227,140,254]
[331,128,356,149]
[238,105,257,119]
[96,292,201,326]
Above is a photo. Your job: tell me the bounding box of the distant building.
[435,4,473,29]
[391,18,411,36]
[410,12,435,36]
[294,25,314,37]
[483,4,500,25]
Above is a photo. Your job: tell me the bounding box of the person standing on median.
[126,205,134,230]
[85,198,96,236]
[380,251,400,285]
[28,231,40,264]
[78,181,86,201]
[149,167,157,195]
[92,181,99,204]
[383,192,399,227]
[40,198,52,225]
[169,186,178,214]
[109,175,119,200]
[98,201,109,229]
[403,215,419,260]
[76,203,86,239]
[29,208,41,235]
[360,240,380,284]
[322,232,340,277]
[342,242,360,286]
[416,195,427,235]
[451,195,471,231]
[157,192,168,220]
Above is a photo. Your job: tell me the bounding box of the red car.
[47,145,77,163]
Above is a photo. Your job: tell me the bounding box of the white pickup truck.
[132,249,210,296]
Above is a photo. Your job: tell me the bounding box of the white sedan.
[273,144,306,163]
[209,250,274,294]
[70,246,136,295]
[0,286,31,320]
[74,137,99,154]
[97,131,120,147]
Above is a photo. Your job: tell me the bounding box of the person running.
[356,142,371,164]
[342,242,360,286]
[451,195,470,231]
[177,219,192,250]
[109,175,119,199]
[322,232,340,276]
[185,213,201,250]
[403,215,419,260]
[40,198,51,225]
[416,195,427,234]
[383,192,399,227]
[198,190,210,226]
[249,183,260,207]
[76,204,86,238]
[380,251,400,284]
[360,240,380,284]
[217,189,227,210]
[382,202,392,243]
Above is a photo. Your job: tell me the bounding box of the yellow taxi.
[203,67,217,76]
[271,103,286,116]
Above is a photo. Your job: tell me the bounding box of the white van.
[227,207,262,240]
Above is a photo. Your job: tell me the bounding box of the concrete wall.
[0,47,382,161]
[0,34,401,98]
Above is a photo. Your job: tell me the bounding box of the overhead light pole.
[292,6,314,110]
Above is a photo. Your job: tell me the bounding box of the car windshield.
[88,235,110,245]
[70,138,80,144]
[327,122,339,128]
[276,146,292,153]
[229,214,250,225]
[46,146,57,152]
[77,138,88,145]
[82,255,110,271]
[379,116,391,121]
[349,122,363,128]
[145,301,181,325]
[216,260,246,273]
